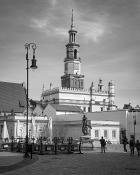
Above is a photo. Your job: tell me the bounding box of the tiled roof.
[50,104,83,113]
[0,81,26,113]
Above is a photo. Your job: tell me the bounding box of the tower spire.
[61,10,84,89]
[71,9,74,29]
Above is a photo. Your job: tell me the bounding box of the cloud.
[50,0,57,8]
[29,5,108,43]
[30,17,67,38]
[79,21,105,42]
[70,9,107,43]
[30,18,48,29]
[53,27,67,37]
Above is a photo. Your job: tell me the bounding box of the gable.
[43,104,56,118]
[33,104,43,116]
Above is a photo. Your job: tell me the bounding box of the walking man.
[129,136,135,156]
[100,136,106,153]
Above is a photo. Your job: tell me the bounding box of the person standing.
[100,136,106,153]
[129,136,135,156]
[135,140,140,156]
[122,136,128,152]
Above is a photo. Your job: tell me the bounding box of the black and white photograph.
[0,0,140,174]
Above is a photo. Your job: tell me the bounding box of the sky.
[0,0,140,109]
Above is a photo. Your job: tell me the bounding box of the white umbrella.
[31,116,36,138]
[16,120,20,137]
[1,121,9,141]
[48,117,53,143]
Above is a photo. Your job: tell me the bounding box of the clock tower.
[61,10,84,89]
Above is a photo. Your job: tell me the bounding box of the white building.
[52,114,120,144]
[0,114,50,140]
[0,82,139,143]
[0,82,51,141]
[91,121,120,144]
[42,11,117,112]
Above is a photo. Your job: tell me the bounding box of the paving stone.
[0,151,140,175]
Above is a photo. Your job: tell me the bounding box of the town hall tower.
[61,10,84,89]
[42,11,117,112]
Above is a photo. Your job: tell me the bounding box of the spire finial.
[71,9,74,29]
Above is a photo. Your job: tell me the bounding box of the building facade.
[41,12,117,112]
[0,82,52,141]
[52,115,120,144]
[0,114,50,141]
[0,82,139,143]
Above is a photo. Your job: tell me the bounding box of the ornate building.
[41,11,117,112]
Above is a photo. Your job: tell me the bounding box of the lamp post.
[24,43,37,158]
[133,111,136,142]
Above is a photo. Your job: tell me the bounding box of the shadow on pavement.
[0,155,39,173]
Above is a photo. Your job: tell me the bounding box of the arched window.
[74,49,77,59]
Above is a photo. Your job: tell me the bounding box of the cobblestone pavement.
[0,151,140,175]
[0,152,23,166]
[0,152,38,174]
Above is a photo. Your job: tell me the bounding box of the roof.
[0,82,26,113]
[50,104,83,113]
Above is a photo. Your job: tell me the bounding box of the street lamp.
[133,111,136,142]
[24,43,37,158]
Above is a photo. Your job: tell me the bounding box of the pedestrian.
[129,136,135,156]
[100,136,106,153]
[122,136,128,152]
[135,140,140,156]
